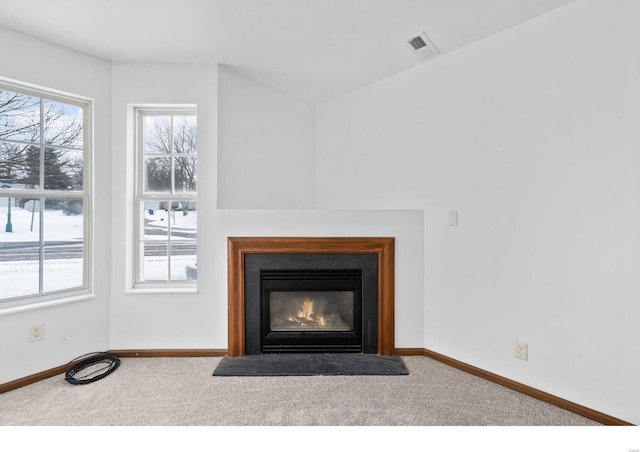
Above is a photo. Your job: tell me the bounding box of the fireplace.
[245,254,378,354]
[227,237,395,356]
[261,269,362,352]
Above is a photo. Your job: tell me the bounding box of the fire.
[298,298,314,320]
[271,295,351,331]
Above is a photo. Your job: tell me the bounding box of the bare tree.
[0,90,83,193]
[0,91,39,141]
[144,116,197,215]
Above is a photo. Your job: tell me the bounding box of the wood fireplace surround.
[227,237,395,356]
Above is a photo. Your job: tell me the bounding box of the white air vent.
[406,31,439,59]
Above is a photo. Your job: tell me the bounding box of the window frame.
[0,77,93,309]
[133,106,197,290]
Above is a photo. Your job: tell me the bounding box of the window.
[134,107,197,288]
[0,79,92,308]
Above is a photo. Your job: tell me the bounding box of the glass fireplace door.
[260,270,363,353]
[269,291,355,332]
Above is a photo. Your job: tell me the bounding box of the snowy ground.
[0,204,197,300]
[0,202,83,243]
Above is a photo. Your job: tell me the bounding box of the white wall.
[0,27,112,383]
[109,62,219,349]
[217,66,316,209]
[316,0,640,424]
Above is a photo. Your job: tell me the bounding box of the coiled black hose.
[64,352,121,385]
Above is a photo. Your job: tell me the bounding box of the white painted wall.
[217,66,316,209]
[316,0,640,424]
[0,27,112,384]
[109,62,219,349]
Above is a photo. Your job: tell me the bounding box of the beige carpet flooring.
[0,355,602,426]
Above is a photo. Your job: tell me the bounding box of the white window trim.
[0,77,93,309]
[131,105,197,291]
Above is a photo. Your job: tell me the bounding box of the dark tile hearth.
[212,353,409,377]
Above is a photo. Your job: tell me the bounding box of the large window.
[0,79,91,308]
[134,107,197,288]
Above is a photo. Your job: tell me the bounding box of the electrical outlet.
[29,324,44,342]
[515,341,528,360]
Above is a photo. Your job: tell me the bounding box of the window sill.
[0,293,95,316]
[125,287,199,295]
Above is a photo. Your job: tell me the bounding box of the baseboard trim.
[0,364,67,395]
[395,347,633,426]
[108,349,228,358]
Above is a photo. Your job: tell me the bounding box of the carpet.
[212,353,409,376]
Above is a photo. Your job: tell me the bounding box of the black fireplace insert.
[260,269,363,353]
[244,253,378,354]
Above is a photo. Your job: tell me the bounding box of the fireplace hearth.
[227,237,395,356]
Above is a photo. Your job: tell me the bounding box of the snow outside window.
[0,80,92,308]
[134,108,197,288]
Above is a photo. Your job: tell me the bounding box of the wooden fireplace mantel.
[227,237,395,356]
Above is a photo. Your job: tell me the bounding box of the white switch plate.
[448,211,458,227]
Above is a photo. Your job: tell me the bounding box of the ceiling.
[0,0,574,104]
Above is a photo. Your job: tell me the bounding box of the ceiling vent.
[406,31,439,60]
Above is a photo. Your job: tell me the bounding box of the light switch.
[448,211,458,227]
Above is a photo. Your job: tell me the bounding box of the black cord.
[64,352,121,385]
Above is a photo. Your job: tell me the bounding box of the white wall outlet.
[515,341,528,360]
[29,324,44,342]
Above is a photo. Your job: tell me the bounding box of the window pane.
[0,195,40,298]
[143,242,167,281]
[44,148,83,191]
[142,201,168,240]
[143,156,171,193]
[174,156,196,192]
[0,142,29,186]
[0,244,39,299]
[43,99,83,149]
[170,242,197,281]
[42,197,84,292]
[143,116,171,154]
[0,90,40,142]
[43,198,83,242]
[43,245,83,292]
[170,201,196,241]
[173,116,196,154]
[2,197,40,236]
[19,145,42,190]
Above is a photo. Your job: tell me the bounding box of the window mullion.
[167,199,172,281]
[38,196,44,294]
[170,115,176,194]
[39,98,45,190]
[38,99,45,294]
[169,115,174,282]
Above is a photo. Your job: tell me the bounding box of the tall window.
[0,80,91,308]
[134,107,197,288]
